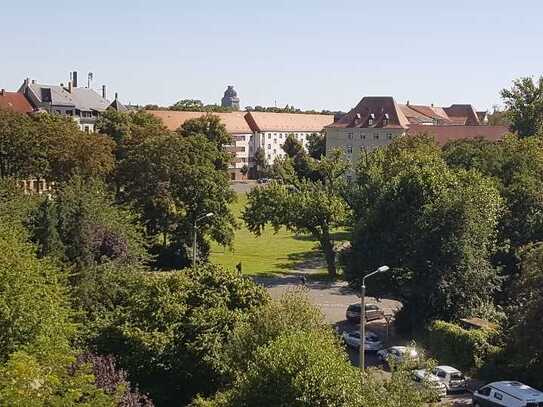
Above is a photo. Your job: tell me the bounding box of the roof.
[0,91,33,113]
[108,98,128,112]
[489,382,543,400]
[436,366,461,373]
[245,111,334,132]
[443,104,480,126]
[26,83,109,111]
[328,96,409,129]
[147,110,253,134]
[407,125,509,145]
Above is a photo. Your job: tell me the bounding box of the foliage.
[349,136,503,329]
[30,176,147,268]
[253,147,270,178]
[424,320,500,374]
[307,132,326,159]
[0,110,115,182]
[170,99,233,113]
[243,150,350,276]
[501,76,543,138]
[92,264,268,406]
[504,243,543,388]
[177,114,233,151]
[117,130,236,268]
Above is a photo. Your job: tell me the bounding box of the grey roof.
[108,97,128,112]
[28,83,110,111]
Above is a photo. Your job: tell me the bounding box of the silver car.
[341,330,383,351]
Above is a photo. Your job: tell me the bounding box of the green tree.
[177,114,233,150]
[253,147,269,178]
[243,151,349,277]
[118,131,235,267]
[349,136,502,329]
[501,76,543,137]
[170,99,205,111]
[307,132,326,159]
[92,264,267,406]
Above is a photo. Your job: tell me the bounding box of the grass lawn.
[209,193,326,276]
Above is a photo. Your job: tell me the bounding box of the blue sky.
[2,0,542,111]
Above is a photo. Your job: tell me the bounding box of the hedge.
[424,320,500,374]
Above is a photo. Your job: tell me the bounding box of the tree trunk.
[320,227,336,278]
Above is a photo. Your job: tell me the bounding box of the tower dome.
[221,85,240,110]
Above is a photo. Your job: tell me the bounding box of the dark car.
[346,303,385,323]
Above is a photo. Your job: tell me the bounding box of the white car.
[411,370,447,401]
[341,330,383,351]
[413,366,466,393]
[472,381,543,407]
[377,346,419,365]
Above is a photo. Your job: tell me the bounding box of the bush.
[424,320,500,374]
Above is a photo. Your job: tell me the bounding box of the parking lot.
[258,274,472,405]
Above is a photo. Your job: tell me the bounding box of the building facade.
[18,72,110,132]
[326,96,509,163]
[244,111,334,165]
[147,110,252,180]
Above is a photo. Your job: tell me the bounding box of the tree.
[281,134,304,158]
[117,132,236,268]
[91,264,267,406]
[253,147,269,178]
[349,136,503,329]
[170,99,205,111]
[243,151,349,277]
[501,76,543,137]
[0,109,44,179]
[504,243,543,388]
[307,132,326,159]
[177,114,233,150]
[240,164,248,177]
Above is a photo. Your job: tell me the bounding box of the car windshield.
[450,373,464,380]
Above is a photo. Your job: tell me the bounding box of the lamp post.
[193,212,214,270]
[360,265,389,374]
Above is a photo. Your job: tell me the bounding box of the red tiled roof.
[146,110,252,134]
[407,125,509,145]
[443,104,480,126]
[245,111,334,132]
[328,97,410,129]
[0,91,33,113]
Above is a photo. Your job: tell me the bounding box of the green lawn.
[209,194,325,276]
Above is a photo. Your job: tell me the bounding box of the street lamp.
[360,265,389,375]
[193,212,214,270]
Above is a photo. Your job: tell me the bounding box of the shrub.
[424,320,500,374]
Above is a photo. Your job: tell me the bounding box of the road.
[256,274,472,406]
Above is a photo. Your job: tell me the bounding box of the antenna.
[87,72,94,88]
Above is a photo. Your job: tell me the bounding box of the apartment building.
[326,96,509,163]
[244,111,334,165]
[147,110,253,180]
[18,72,110,132]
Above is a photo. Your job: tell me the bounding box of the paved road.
[256,274,472,406]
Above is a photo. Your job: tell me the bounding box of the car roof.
[436,366,461,373]
[488,381,543,400]
[389,346,407,351]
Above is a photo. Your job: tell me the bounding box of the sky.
[2,0,543,112]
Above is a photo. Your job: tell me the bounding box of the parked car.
[377,346,419,365]
[411,370,447,401]
[345,303,385,323]
[341,330,383,351]
[472,381,543,407]
[413,366,466,393]
[256,177,270,184]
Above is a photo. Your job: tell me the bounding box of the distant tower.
[221,85,240,110]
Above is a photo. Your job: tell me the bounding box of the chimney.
[31,79,36,84]
[24,78,30,87]
[406,100,410,106]
[0,89,5,96]
[72,71,78,87]
[102,85,107,99]
[115,92,118,100]
[68,81,73,93]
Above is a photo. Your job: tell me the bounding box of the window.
[267,154,271,159]
[273,149,276,154]
[268,134,271,139]
[40,88,52,102]
[84,125,90,133]
[267,144,271,149]
[346,145,352,154]
[493,393,503,401]
[360,134,366,140]
[436,371,446,379]
[279,134,283,139]
[274,139,277,144]
[478,387,491,397]
[348,132,353,140]
[374,134,379,140]
[239,147,245,152]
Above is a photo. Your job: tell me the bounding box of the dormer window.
[368,113,375,126]
[383,113,389,126]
